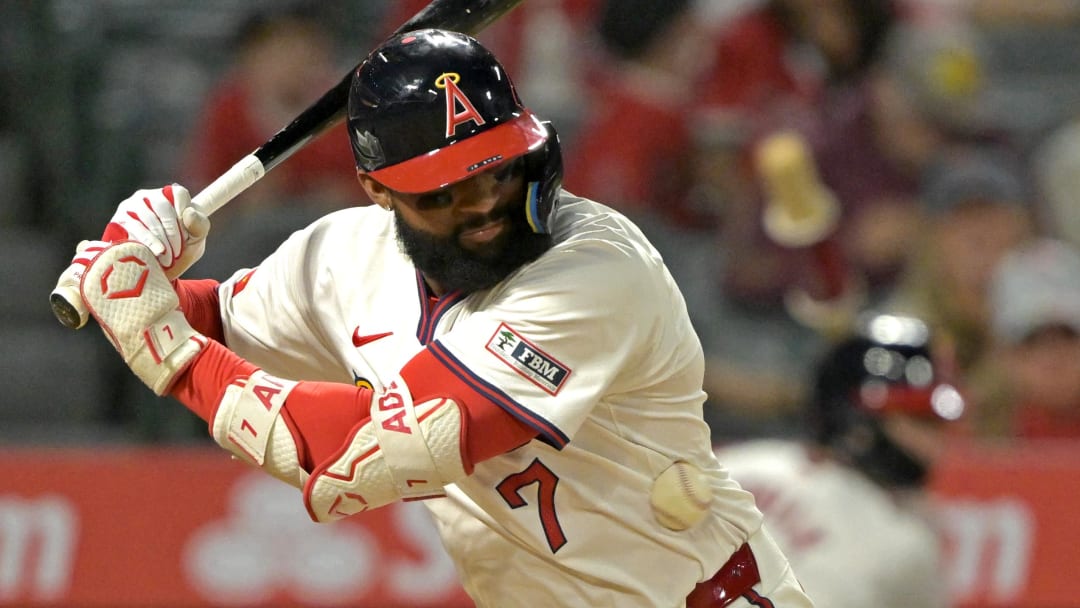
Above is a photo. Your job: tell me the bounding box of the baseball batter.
[66,29,812,607]
[716,314,961,608]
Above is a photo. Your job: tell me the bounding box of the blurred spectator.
[375,0,603,131]
[964,238,1080,439]
[180,3,362,219]
[665,4,1006,442]
[1032,115,1080,247]
[885,146,1036,375]
[562,0,713,230]
[689,2,914,433]
[691,13,997,325]
[809,19,997,296]
[700,0,899,116]
[695,124,830,435]
[909,0,1080,25]
[716,312,964,607]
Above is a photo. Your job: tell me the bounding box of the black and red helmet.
[810,313,965,486]
[348,29,562,232]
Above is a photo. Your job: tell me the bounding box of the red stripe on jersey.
[429,341,568,447]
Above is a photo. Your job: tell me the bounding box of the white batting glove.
[101,184,210,279]
[79,240,208,395]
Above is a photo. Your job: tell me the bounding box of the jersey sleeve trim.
[429,340,569,449]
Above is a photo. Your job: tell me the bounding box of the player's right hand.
[101,184,210,279]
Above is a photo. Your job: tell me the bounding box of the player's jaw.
[453,201,516,252]
[457,212,511,252]
[394,194,551,295]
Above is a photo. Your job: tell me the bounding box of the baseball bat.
[50,0,524,330]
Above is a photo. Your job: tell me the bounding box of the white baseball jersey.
[215,193,770,606]
[715,439,947,608]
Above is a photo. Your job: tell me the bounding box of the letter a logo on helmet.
[437,72,486,137]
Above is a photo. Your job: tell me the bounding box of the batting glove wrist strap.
[80,241,208,395]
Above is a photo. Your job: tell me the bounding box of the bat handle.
[190,154,266,215]
[49,155,268,329]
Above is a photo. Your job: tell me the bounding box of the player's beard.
[394,203,553,294]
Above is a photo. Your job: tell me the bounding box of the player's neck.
[423,275,448,298]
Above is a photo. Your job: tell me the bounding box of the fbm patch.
[486,323,570,395]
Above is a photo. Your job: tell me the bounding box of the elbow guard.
[210,370,306,489]
[302,376,467,523]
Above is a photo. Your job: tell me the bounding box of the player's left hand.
[79,240,208,395]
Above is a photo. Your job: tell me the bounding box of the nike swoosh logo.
[353,328,393,347]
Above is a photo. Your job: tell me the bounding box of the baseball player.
[66,30,813,607]
[716,313,964,607]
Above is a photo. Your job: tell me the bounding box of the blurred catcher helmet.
[810,313,965,487]
[348,28,562,233]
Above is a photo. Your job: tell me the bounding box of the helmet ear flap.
[522,122,563,234]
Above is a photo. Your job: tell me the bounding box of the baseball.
[649,461,714,531]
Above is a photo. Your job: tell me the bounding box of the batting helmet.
[348,29,562,233]
[809,313,965,487]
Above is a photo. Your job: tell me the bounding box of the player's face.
[881,414,950,470]
[384,158,552,294]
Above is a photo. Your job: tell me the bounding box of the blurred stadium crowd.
[4,0,1079,447]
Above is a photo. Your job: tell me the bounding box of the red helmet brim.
[366,112,548,194]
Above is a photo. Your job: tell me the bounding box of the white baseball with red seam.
[649,461,713,531]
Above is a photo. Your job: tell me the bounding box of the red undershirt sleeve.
[174,278,225,341]
[170,340,255,423]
